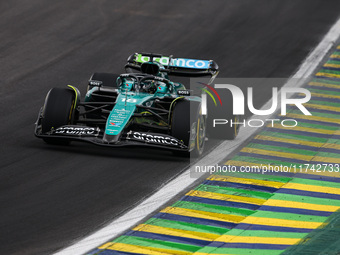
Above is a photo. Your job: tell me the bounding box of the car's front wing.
[34,123,188,151]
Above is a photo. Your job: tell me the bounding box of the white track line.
[53,17,340,255]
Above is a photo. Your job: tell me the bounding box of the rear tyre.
[87,73,119,92]
[41,88,75,145]
[206,89,240,140]
[171,100,205,158]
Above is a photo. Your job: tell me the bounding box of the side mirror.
[88,80,103,87]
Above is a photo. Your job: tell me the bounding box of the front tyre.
[41,88,76,145]
[171,100,205,158]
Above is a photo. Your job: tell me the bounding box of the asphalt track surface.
[1,1,340,254]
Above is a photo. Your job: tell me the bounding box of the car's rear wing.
[125,52,219,78]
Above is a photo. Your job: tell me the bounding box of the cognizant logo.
[200,83,312,128]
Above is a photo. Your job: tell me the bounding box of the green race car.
[34,52,222,157]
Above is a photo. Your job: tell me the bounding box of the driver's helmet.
[141,79,158,94]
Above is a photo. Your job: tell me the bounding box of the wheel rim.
[234,116,241,136]
[196,113,206,153]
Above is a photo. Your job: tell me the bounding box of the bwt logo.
[201,84,312,116]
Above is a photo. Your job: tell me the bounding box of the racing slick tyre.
[41,88,76,145]
[206,89,240,140]
[171,100,205,158]
[87,73,119,92]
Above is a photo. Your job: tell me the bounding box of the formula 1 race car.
[34,53,238,157]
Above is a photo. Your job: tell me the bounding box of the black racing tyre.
[87,73,119,92]
[171,100,205,158]
[206,89,240,140]
[41,88,75,145]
